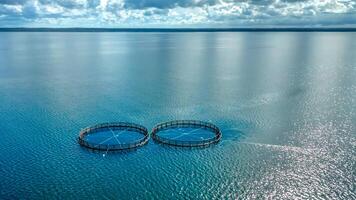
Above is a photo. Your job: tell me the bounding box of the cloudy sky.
[0,0,355,27]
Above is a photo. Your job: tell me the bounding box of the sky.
[0,0,355,28]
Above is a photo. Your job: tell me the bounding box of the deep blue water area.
[0,32,355,199]
[84,130,143,145]
[157,127,216,141]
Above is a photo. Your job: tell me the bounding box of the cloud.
[0,0,27,5]
[123,0,218,9]
[0,0,355,27]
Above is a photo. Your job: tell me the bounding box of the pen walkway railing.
[151,120,222,147]
[78,122,149,151]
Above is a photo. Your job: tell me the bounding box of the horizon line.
[1,27,356,32]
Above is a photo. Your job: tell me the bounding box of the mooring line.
[188,128,204,134]
[109,127,121,145]
[95,135,116,146]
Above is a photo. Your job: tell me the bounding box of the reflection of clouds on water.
[238,142,315,156]
[226,88,305,111]
[220,128,247,143]
[171,104,207,117]
[245,92,281,108]
[213,92,282,116]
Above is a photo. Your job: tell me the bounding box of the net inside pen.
[78,122,149,151]
[151,120,222,147]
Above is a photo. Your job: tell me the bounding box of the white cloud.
[0,4,23,15]
[0,0,355,27]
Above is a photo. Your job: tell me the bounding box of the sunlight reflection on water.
[0,32,355,199]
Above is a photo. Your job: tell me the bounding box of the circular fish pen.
[78,122,149,151]
[151,120,222,147]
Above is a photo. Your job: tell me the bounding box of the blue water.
[0,32,355,199]
[84,130,143,145]
[158,127,216,141]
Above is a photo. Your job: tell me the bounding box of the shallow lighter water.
[0,32,355,199]
[84,129,143,145]
[157,127,216,141]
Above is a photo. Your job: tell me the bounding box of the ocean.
[0,31,355,199]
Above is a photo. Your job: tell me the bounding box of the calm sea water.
[0,32,355,199]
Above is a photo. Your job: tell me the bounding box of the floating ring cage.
[78,122,149,151]
[151,120,222,147]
